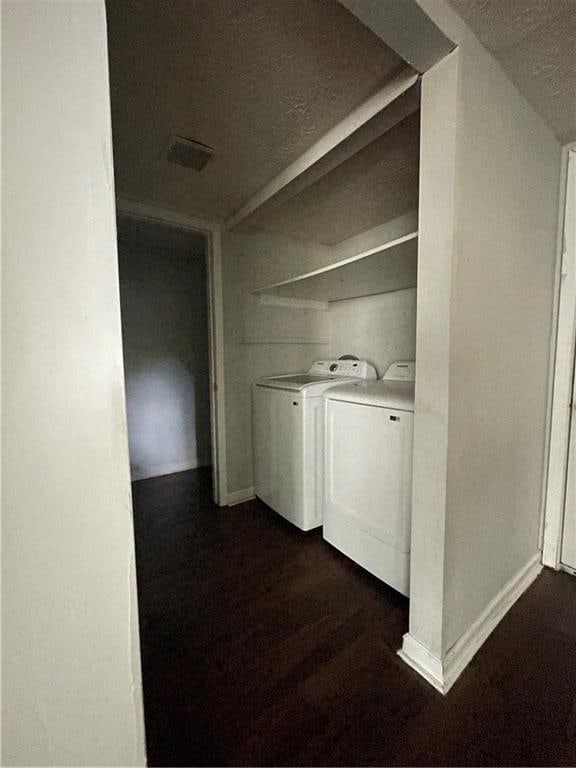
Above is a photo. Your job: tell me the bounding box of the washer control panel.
[308,360,377,380]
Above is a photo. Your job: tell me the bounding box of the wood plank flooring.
[132,468,576,766]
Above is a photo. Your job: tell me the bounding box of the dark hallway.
[133,470,576,767]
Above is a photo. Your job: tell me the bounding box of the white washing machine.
[253,359,377,531]
[322,361,415,595]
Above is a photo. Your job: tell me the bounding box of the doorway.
[115,200,227,504]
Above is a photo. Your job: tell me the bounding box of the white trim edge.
[399,553,543,694]
[542,146,576,568]
[226,487,256,506]
[115,197,221,232]
[240,337,330,346]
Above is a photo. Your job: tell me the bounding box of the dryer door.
[324,400,413,553]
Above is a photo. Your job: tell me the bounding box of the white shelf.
[240,337,329,345]
[253,231,418,303]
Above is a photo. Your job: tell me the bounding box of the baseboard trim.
[131,459,208,482]
[398,635,444,692]
[226,487,256,506]
[399,553,543,694]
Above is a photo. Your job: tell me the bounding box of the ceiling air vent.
[165,135,214,171]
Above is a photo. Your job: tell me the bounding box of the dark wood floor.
[132,468,576,767]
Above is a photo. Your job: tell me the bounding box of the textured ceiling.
[448,0,576,143]
[106,0,407,222]
[246,110,420,245]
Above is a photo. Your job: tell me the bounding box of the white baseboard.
[399,553,543,694]
[398,634,445,692]
[131,459,208,482]
[226,487,256,506]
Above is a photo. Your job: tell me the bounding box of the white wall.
[222,229,330,496]
[2,2,146,764]
[222,219,418,498]
[407,50,460,662]
[118,216,212,480]
[329,288,416,377]
[443,35,561,649]
[404,7,562,689]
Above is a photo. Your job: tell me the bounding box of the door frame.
[542,144,576,569]
[115,197,228,506]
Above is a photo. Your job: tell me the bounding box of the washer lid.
[255,373,346,392]
[324,379,415,411]
[255,359,377,393]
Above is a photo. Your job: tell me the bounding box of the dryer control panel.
[308,360,377,379]
[382,361,416,382]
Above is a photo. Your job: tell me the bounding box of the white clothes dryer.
[322,361,415,595]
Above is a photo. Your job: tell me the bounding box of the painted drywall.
[222,229,331,495]
[329,289,417,377]
[408,50,459,660]
[407,5,561,674]
[2,2,146,765]
[443,34,561,651]
[117,216,211,480]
